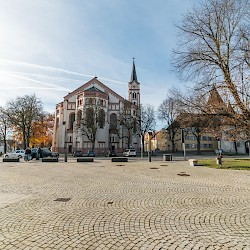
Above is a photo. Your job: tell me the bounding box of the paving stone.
[0,158,249,249]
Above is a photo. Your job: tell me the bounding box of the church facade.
[52,61,141,155]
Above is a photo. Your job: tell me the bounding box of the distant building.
[52,60,141,155]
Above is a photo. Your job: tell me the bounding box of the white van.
[123,149,136,157]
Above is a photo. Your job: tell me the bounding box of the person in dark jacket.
[37,147,42,160]
[25,147,31,161]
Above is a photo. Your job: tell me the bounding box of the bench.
[42,157,58,162]
[77,157,94,162]
[3,158,20,162]
[163,154,172,161]
[188,159,198,166]
[111,157,128,162]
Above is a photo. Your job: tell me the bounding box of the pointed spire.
[207,85,227,114]
[130,58,138,83]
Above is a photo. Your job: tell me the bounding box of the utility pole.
[181,128,186,161]
[63,121,67,162]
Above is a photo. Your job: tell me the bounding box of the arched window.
[69,113,75,129]
[89,98,96,105]
[132,92,137,99]
[98,109,105,128]
[85,107,94,127]
[110,113,117,130]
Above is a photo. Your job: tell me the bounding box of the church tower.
[128,59,140,106]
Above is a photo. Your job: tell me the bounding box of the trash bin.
[216,155,222,165]
[163,154,172,161]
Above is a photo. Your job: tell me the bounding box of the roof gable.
[64,77,126,101]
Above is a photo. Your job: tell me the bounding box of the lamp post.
[181,128,186,161]
[141,134,143,159]
[148,131,152,162]
[62,121,67,162]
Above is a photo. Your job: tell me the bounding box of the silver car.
[4,150,25,158]
[123,149,136,157]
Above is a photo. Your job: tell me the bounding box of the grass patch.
[199,158,250,170]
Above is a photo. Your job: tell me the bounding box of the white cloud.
[0,0,196,125]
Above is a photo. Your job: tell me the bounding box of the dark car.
[41,149,53,158]
[31,148,38,159]
[106,150,116,157]
[73,150,83,157]
[87,150,95,157]
[51,152,59,158]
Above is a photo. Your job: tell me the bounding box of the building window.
[69,113,75,129]
[77,110,82,126]
[185,135,196,141]
[98,142,105,148]
[110,113,117,130]
[202,136,212,141]
[98,109,105,128]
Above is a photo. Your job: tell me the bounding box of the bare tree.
[0,107,12,153]
[118,102,138,149]
[137,104,156,153]
[158,96,180,152]
[79,101,105,151]
[173,0,250,118]
[5,95,43,149]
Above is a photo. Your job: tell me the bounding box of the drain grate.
[177,173,190,176]
[54,198,71,202]
[150,167,159,169]
[107,201,113,205]
[160,164,168,166]
[116,164,124,166]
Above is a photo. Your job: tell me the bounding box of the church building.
[52,60,141,155]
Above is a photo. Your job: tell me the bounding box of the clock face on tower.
[133,84,136,88]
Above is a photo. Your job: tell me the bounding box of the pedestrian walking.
[25,147,31,161]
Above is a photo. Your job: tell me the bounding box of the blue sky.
[0,0,196,127]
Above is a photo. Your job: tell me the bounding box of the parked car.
[106,150,116,157]
[87,150,95,157]
[123,148,136,157]
[73,150,83,157]
[4,150,25,158]
[31,148,38,159]
[40,148,53,158]
[51,152,59,158]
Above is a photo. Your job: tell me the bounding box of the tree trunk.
[91,136,95,151]
[127,130,131,148]
[233,140,238,154]
[3,124,7,153]
[22,135,26,149]
[141,136,145,153]
[171,140,175,153]
[196,135,201,155]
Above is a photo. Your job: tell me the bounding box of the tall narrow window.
[110,113,117,130]
[69,113,75,129]
[98,109,105,128]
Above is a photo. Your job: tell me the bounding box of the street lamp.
[62,121,67,162]
[181,128,186,161]
[148,131,155,162]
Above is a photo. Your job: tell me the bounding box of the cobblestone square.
[0,158,249,249]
